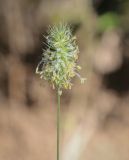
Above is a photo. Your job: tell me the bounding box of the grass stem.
[57,89,61,160]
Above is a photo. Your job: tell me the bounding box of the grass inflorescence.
[36,23,85,93]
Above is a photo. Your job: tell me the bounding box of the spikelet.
[36,23,86,92]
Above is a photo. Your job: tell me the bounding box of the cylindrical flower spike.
[36,23,85,93]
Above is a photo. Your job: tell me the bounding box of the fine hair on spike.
[36,23,86,92]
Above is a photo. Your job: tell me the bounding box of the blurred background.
[0,0,129,159]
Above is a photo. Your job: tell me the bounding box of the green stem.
[57,89,61,160]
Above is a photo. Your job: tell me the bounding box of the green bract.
[36,23,85,91]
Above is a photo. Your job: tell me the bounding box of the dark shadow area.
[103,56,129,96]
[92,0,122,15]
[0,71,9,98]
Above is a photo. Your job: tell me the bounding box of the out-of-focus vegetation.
[0,0,129,160]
